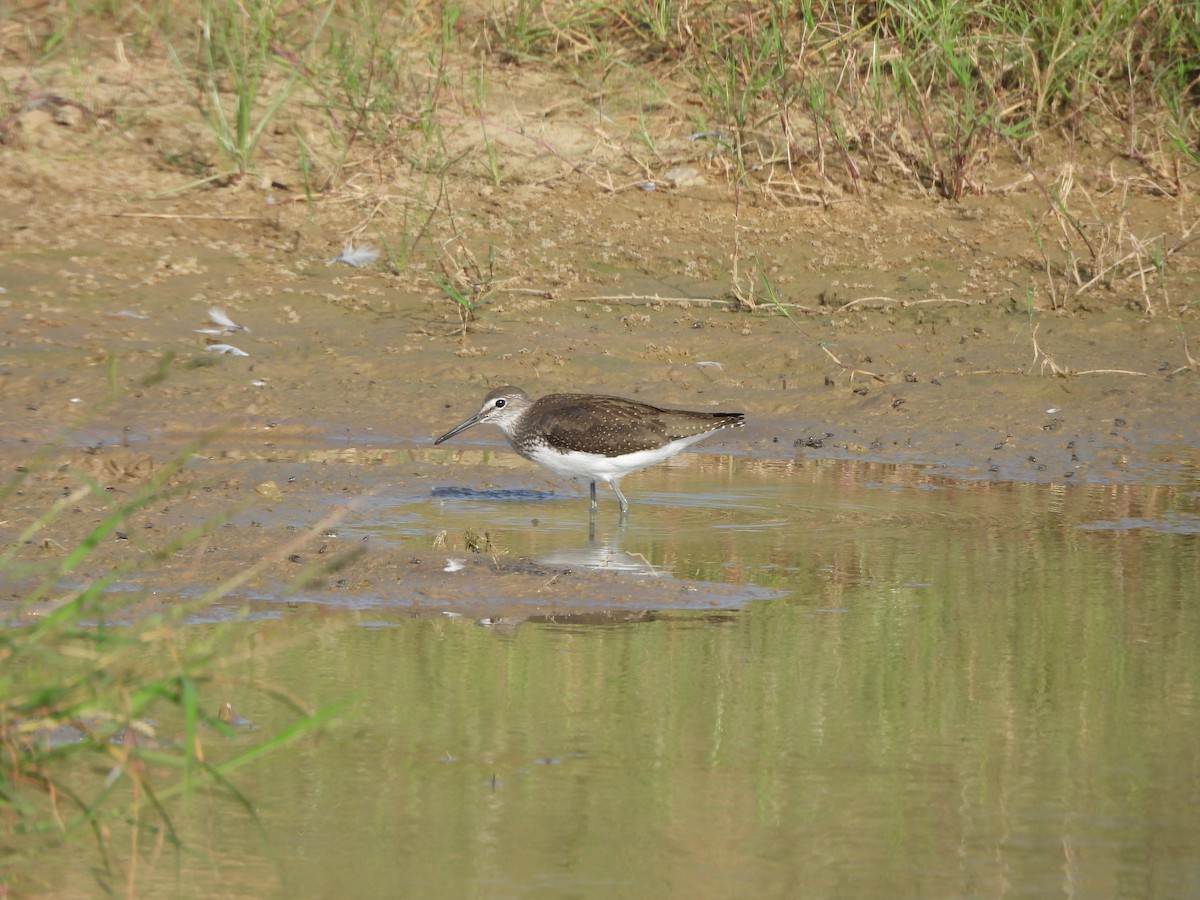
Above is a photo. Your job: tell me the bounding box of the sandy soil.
[2,37,1198,617]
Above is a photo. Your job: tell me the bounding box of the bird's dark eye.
[494,399,506,408]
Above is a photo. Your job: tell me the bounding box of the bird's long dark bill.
[434,415,482,445]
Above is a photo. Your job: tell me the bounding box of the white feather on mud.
[199,307,248,334]
[328,244,380,268]
[206,344,249,357]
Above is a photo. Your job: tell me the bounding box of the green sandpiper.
[434,386,745,516]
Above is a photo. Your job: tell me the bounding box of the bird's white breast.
[523,431,716,482]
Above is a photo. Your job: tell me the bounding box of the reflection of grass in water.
[0,358,353,892]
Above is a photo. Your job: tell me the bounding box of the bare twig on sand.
[820,344,886,383]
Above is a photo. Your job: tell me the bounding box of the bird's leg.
[588,482,598,533]
[611,481,630,518]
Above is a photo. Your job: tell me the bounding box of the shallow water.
[28,458,1200,896]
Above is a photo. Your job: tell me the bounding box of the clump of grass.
[0,368,354,889]
[434,237,499,330]
[480,0,1198,201]
[482,0,605,60]
[166,0,332,180]
[298,2,453,178]
[284,2,467,272]
[687,1,798,185]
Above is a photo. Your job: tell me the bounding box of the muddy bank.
[2,37,1198,618]
[3,198,1198,617]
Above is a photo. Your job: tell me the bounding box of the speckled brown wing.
[523,394,743,458]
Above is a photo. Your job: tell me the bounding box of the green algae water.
[17,460,1200,897]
